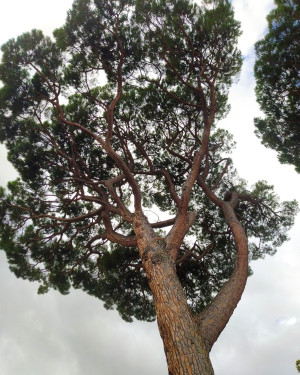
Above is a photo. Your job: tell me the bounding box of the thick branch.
[166,211,196,260]
[106,17,124,144]
[150,217,175,229]
[101,211,137,247]
[168,93,214,257]
[196,178,248,352]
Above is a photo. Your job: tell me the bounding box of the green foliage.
[254,0,300,172]
[296,359,300,373]
[0,0,297,322]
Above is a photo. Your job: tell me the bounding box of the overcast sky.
[0,1,300,374]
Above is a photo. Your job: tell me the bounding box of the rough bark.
[134,212,214,375]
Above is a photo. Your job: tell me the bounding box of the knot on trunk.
[151,251,169,264]
[142,238,168,264]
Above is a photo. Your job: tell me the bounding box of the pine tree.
[0,1,297,373]
[255,0,300,172]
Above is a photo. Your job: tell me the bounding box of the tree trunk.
[148,256,214,375]
[134,212,214,375]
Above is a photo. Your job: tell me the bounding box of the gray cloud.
[0,252,167,375]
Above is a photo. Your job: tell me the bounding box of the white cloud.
[0,145,18,187]
[232,0,275,55]
[0,0,73,42]
[277,316,298,327]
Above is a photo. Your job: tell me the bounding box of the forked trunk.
[134,205,248,375]
[134,213,214,375]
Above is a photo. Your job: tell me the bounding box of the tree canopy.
[0,0,297,325]
[254,0,300,172]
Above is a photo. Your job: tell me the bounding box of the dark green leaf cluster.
[254,0,300,172]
